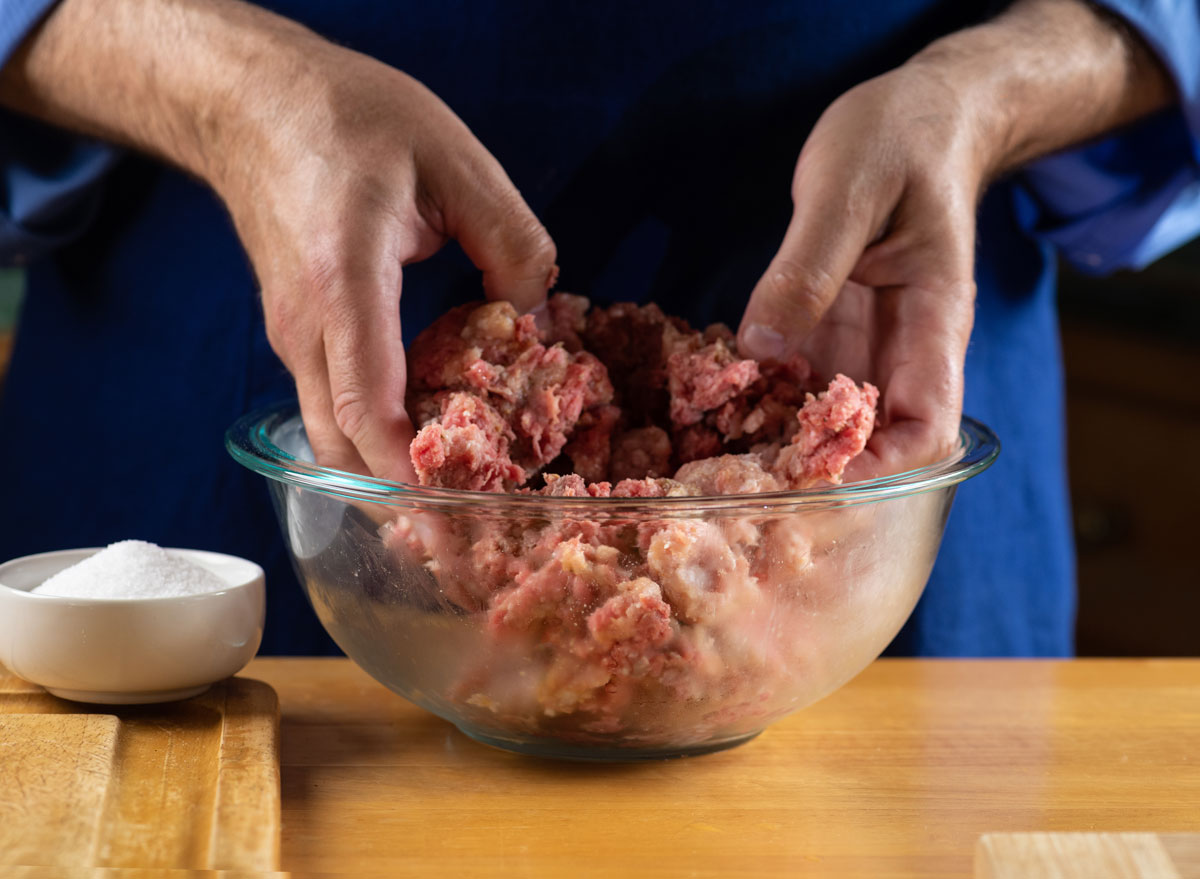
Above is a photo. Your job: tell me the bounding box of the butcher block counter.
[3,657,1199,877]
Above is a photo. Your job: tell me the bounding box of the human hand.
[735,0,1172,480]
[0,0,558,483]
[736,64,980,480]
[213,42,556,483]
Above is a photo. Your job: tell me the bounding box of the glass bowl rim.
[225,402,1000,514]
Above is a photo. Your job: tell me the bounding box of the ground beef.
[666,340,761,427]
[408,294,877,490]
[559,404,621,484]
[388,294,881,746]
[408,392,523,492]
[774,374,880,488]
[407,299,614,489]
[609,426,673,481]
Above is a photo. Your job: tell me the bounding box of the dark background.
[2,252,1197,656]
[1057,243,1200,656]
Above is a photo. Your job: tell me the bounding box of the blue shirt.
[2,0,1199,656]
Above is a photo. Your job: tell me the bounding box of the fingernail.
[740,323,787,360]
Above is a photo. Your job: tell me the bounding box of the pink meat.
[392,296,883,744]
[409,392,524,491]
[588,578,675,672]
[773,373,880,488]
[610,477,690,498]
[643,519,747,624]
[674,453,782,496]
[407,296,614,488]
[610,426,673,481]
[540,292,590,352]
[667,340,761,426]
[673,423,724,465]
[561,404,621,483]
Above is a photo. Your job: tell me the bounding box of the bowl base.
[45,684,212,705]
[458,727,763,762]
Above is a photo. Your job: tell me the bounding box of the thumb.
[440,153,558,313]
[737,187,880,361]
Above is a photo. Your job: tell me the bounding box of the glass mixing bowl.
[227,404,998,761]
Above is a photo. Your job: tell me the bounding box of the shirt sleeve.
[0,0,120,266]
[1015,0,1200,275]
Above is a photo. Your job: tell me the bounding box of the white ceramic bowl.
[0,547,264,704]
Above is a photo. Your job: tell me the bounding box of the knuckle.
[519,219,558,270]
[331,386,371,445]
[300,245,345,297]
[763,257,837,324]
[493,204,556,271]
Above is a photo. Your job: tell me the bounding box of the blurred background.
[1,253,1197,656]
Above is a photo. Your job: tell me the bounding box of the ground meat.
[772,374,880,488]
[644,519,748,625]
[389,294,882,746]
[539,292,590,352]
[666,340,761,427]
[610,426,673,481]
[560,403,621,483]
[674,453,782,496]
[407,298,614,489]
[580,301,731,429]
[672,423,724,465]
[409,392,524,491]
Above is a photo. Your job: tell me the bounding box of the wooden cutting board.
[977,833,1200,878]
[0,669,280,872]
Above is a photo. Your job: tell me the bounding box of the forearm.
[0,0,324,189]
[910,0,1174,180]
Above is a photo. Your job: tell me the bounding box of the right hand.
[211,41,557,483]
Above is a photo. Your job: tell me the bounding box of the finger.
[434,149,558,313]
[840,282,971,483]
[320,259,418,486]
[261,285,370,476]
[845,211,975,481]
[286,337,370,476]
[737,157,890,362]
[287,342,413,534]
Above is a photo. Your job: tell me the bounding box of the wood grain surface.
[5,659,1197,877]
[977,832,1200,878]
[0,671,281,873]
[242,657,1200,878]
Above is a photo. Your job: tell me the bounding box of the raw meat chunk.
[644,519,747,624]
[610,426,673,481]
[667,340,760,426]
[773,374,880,488]
[409,392,523,491]
[540,292,590,352]
[560,404,621,483]
[408,298,614,489]
[675,453,782,496]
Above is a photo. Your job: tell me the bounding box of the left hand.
[737,0,1173,480]
[737,63,980,479]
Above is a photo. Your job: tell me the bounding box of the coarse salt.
[33,540,229,599]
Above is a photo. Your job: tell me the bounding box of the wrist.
[197,25,335,198]
[902,39,1015,186]
[905,0,1173,181]
[151,4,342,196]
